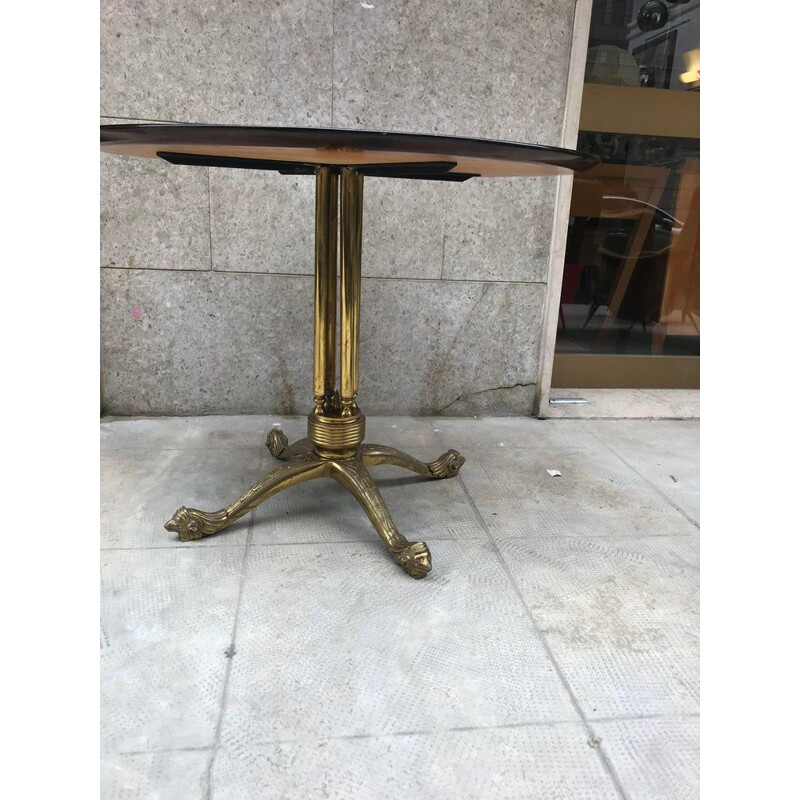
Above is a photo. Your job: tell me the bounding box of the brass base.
[163,165,467,579]
[307,408,366,457]
[165,425,465,579]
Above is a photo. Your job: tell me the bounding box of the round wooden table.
[101,124,598,578]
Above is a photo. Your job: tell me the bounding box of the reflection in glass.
[555,0,699,386]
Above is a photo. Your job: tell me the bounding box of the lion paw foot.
[394,541,432,579]
[164,507,227,541]
[429,449,465,479]
[266,427,288,458]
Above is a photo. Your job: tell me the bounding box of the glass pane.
[555,0,699,387]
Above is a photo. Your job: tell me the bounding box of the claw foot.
[430,449,465,479]
[266,427,288,458]
[164,506,228,541]
[393,541,432,579]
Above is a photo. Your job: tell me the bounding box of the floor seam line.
[100,543,249,551]
[587,428,700,532]
[115,745,214,756]
[440,431,630,800]
[101,534,503,552]
[589,711,701,724]
[229,717,612,748]
[203,446,264,800]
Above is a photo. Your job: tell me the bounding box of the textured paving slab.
[212,724,619,800]
[250,416,485,544]
[101,445,262,549]
[498,535,699,718]
[101,414,273,452]
[362,415,442,450]
[250,466,487,545]
[459,445,696,539]
[433,417,597,455]
[100,547,243,754]
[592,716,700,800]
[219,540,579,749]
[589,420,700,525]
[101,749,210,800]
[99,415,700,799]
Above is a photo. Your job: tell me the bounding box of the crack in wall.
[436,380,537,415]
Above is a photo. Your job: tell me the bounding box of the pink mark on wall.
[131,307,143,319]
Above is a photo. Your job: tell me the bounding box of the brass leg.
[313,167,339,416]
[266,428,313,460]
[339,167,363,418]
[330,457,432,579]
[164,454,330,541]
[359,444,465,479]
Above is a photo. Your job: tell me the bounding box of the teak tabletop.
[101,124,598,178]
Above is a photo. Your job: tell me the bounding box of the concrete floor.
[100,415,699,800]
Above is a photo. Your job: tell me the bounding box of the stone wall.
[101,0,577,416]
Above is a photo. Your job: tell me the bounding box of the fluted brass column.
[313,167,339,415]
[339,167,363,417]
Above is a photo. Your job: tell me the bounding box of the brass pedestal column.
[165,166,465,578]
